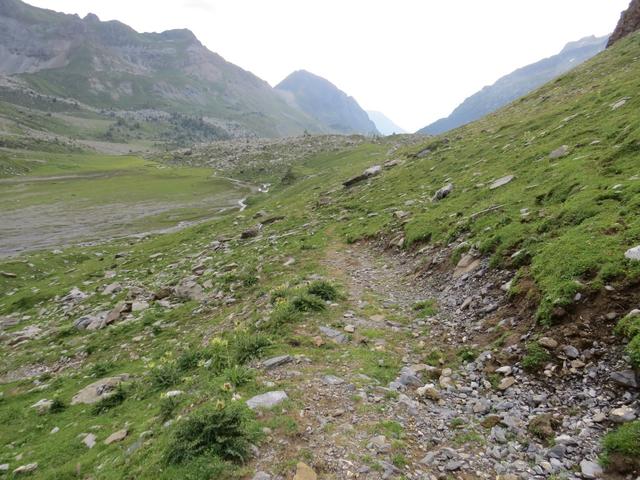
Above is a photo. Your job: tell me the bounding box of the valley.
[0,1,639,479]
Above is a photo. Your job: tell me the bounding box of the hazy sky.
[28,0,630,131]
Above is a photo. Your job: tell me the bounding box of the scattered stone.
[322,375,345,385]
[102,282,122,295]
[131,300,149,312]
[165,390,183,398]
[31,398,53,414]
[293,462,317,480]
[610,370,638,388]
[498,377,516,391]
[432,183,453,201]
[0,271,16,278]
[246,391,288,410]
[580,459,603,478]
[83,433,97,448]
[174,278,204,302]
[495,366,512,376]
[319,326,347,344]
[344,324,355,333]
[538,337,558,349]
[417,384,441,401]
[610,406,636,423]
[489,175,515,190]
[625,245,640,261]
[13,464,38,475]
[562,345,580,359]
[241,227,260,239]
[104,429,128,445]
[262,355,292,370]
[549,145,570,159]
[453,254,481,278]
[252,473,272,480]
[343,165,382,188]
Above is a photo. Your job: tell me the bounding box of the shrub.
[92,386,127,415]
[413,299,438,317]
[522,343,551,371]
[89,361,114,378]
[160,396,180,423]
[264,301,302,331]
[151,363,181,390]
[230,333,271,365]
[164,403,256,464]
[627,335,640,368]
[223,365,255,387]
[290,293,326,312]
[457,347,477,363]
[177,349,205,372]
[49,398,66,414]
[307,281,340,302]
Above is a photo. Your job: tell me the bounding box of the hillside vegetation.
[0,25,640,480]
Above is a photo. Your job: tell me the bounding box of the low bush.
[164,403,256,464]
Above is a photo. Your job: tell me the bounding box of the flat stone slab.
[489,175,515,190]
[262,355,292,370]
[319,326,347,344]
[71,374,129,405]
[246,391,288,410]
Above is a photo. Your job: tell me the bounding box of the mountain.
[608,0,640,47]
[275,70,378,135]
[366,110,406,135]
[417,35,608,135]
[0,0,326,138]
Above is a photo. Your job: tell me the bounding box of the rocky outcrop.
[608,0,640,47]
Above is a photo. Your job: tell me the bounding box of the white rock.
[246,391,288,410]
[580,459,603,479]
[625,246,640,261]
[610,406,636,423]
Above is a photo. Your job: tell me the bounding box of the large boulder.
[343,165,382,188]
[71,374,129,405]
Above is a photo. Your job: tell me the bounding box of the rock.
[71,375,129,405]
[104,302,131,326]
[8,325,42,345]
[13,463,38,475]
[102,282,122,295]
[562,345,580,359]
[174,278,204,302]
[252,473,272,480]
[131,300,149,312]
[31,398,53,414]
[322,375,345,385]
[432,183,453,201]
[165,390,183,397]
[61,287,88,303]
[241,227,260,239]
[453,253,481,278]
[344,324,355,333]
[495,366,512,376]
[246,391,288,410]
[0,464,8,471]
[83,433,97,448]
[417,384,441,401]
[489,175,515,190]
[104,429,128,445]
[610,370,638,388]
[498,377,516,391]
[262,355,292,370]
[580,459,603,479]
[369,435,391,453]
[74,311,108,330]
[549,145,570,159]
[538,337,558,349]
[293,462,317,480]
[1,271,16,278]
[444,460,463,471]
[343,165,382,187]
[610,405,637,423]
[625,245,640,261]
[319,326,347,344]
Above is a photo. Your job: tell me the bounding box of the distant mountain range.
[366,111,406,136]
[0,0,381,138]
[417,35,608,135]
[275,70,378,135]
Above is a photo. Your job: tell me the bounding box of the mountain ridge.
[417,35,608,135]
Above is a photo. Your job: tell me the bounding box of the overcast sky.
[28,0,630,132]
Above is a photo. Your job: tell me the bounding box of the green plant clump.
[522,343,551,371]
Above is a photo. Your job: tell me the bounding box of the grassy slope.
[1,32,640,479]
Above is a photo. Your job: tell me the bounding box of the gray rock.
[319,326,347,344]
[83,433,97,448]
[580,459,603,479]
[610,370,638,389]
[489,175,515,190]
[610,406,636,423]
[549,145,570,159]
[625,246,640,261]
[252,473,272,480]
[246,391,288,410]
[71,375,129,405]
[562,345,580,359]
[322,375,345,385]
[262,355,292,370]
[432,183,453,201]
[343,165,382,187]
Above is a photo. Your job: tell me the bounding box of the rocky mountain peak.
[607,0,640,47]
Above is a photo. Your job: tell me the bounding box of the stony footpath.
[248,243,639,480]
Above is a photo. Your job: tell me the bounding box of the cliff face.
[608,0,640,47]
